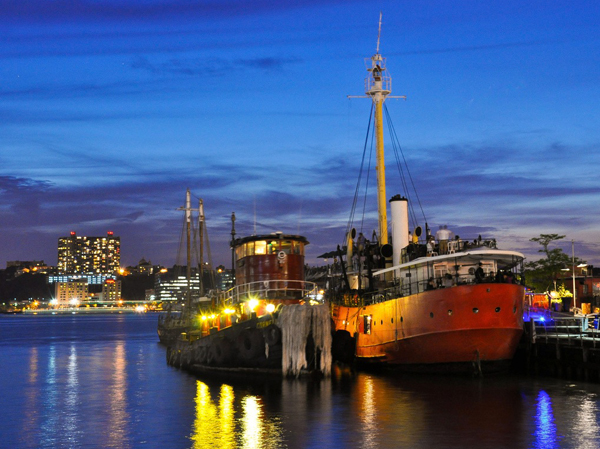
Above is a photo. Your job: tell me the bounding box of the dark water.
[1,314,600,449]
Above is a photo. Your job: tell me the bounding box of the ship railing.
[331,272,522,306]
[219,280,320,305]
[528,315,600,348]
[403,238,498,261]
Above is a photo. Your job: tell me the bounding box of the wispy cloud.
[0,0,333,23]
[0,176,52,194]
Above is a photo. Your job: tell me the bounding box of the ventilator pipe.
[389,195,409,267]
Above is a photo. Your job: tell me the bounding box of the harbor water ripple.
[1,313,600,449]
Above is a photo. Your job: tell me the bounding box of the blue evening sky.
[1,0,599,269]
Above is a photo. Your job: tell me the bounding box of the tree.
[524,234,585,293]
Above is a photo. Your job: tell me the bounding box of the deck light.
[248,299,259,312]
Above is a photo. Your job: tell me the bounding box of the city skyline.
[1,1,599,269]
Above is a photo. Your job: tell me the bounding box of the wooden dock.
[520,315,600,382]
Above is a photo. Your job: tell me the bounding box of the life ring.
[211,338,233,366]
[195,346,207,365]
[277,251,286,260]
[237,328,265,362]
[183,349,193,368]
[263,324,282,346]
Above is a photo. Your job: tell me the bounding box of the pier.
[521,315,600,382]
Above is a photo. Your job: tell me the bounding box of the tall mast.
[352,13,406,246]
[369,13,390,245]
[177,189,193,318]
[185,190,192,314]
[198,198,204,295]
[230,212,236,281]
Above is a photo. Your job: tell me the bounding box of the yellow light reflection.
[219,385,235,449]
[191,381,235,449]
[360,376,378,448]
[240,396,284,449]
[191,381,284,449]
[241,397,261,448]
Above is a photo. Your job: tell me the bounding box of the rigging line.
[385,111,412,209]
[203,220,216,288]
[192,215,199,267]
[384,104,428,224]
[189,191,202,266]
[383,107,415,226]
[388,123,419,230]
[176,211,185,267]
[360,116,375,232]
[346,102,374,243]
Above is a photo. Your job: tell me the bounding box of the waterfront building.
[101,278,122,303]
[216,265,234,291]
[5,260,55,278]
[57,231,120,275]
[154,266,201,302]
[54,279,88,307]
[48,274,116,285]
[557,265,600,311]
[145,289,155,302]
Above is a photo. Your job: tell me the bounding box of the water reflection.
[534,390,557,448]
[569,388,600,449]
[108,341,130,448]
[41,345,58,448]
[191,382,235,449]
[65,344,81,444]
[360,375,378,448]
[17,334,132,448]
[191,380,284,449]
[21,347,39,448]
[7,315,600,449]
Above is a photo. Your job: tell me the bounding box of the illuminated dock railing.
[220,280,320,305]
[529,315,600,347]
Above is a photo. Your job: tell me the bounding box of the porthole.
[381,320,383,325]
[495,307,501,313]
[473,308,479,314]
[448,310,453,316]
[401,316,404,323]
[391,317,394,324]
[430,312,434,318]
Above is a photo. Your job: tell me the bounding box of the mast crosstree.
[348,13,406,248]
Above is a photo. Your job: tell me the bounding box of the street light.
[572,240,576,309]
[569,239,588,311]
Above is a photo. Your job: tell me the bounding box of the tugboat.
[328,16,525,373]
[166,220,331,377]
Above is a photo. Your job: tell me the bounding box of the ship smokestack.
[390,195,409,266]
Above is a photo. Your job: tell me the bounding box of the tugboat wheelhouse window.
[236,239,305,258]
[254,241,267,255]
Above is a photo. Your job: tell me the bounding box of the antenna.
[376,11,382,54]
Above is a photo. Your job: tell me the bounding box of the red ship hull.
[332,283,524,371]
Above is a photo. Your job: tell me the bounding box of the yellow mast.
[373,80,388,244]
[364,13,405,246]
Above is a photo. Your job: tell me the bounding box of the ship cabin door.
[359,315,372,335]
